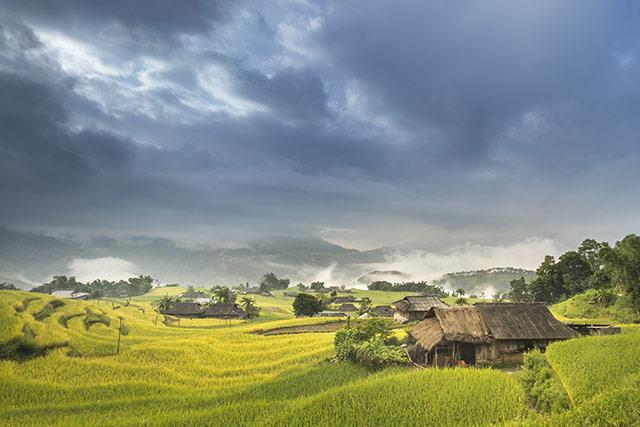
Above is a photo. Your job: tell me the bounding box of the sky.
[1,0,639,256]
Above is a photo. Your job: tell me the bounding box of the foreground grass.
[1,290,531,426]
[2,290,638,426]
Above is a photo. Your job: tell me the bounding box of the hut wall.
[408,311,429,322]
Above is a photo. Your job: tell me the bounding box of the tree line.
[368,280,447,297]
[30,275,155,298]
[509,235,640,314]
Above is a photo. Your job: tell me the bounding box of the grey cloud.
[0,1,640,251]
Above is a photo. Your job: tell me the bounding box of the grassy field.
[550,289,639,324]
[1,289,638,426]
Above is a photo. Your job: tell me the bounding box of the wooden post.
[347,316,351,329]
[434,347,438,368]
[116,317,123,355]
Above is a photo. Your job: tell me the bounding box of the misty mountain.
[0,228,388,287]
[433,268,537,296]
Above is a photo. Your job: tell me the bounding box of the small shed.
[393,296,449,322]
[566,323,622,336]
[51,290,90,300]
[409,303,576,366]
[338,303,358,312]
[201,303,248,319]
[371,305,395,317]
[314,311,347,318]
[163,302,204,318]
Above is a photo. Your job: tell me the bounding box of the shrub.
[334,319,407,369]
[352,339,407,370]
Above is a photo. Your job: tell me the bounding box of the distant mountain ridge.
[0,228,535,292]
[433,267,536,296]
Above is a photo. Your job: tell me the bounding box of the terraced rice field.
[1,289,639,426]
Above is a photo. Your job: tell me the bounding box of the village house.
[163,302,205,318]
[337,303,358,312]
[393,296,449,322]
[51,290,91,300]
[370,305,395,317]
[314,311,347,318]
[201,302,248,319]
[409,303,577,367]
[332,296,359,304]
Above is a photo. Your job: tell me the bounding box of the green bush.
[520,350,571,413]
[334,319,407,369]
[352,339,407,370]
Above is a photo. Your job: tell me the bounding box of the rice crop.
[545,333,640,404]
[2,289,637,426]
[0,290,534,426]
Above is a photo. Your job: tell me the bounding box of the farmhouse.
[202,302,248,319]
[314,311,347,318]
[337,303,358,312]
[51,290,91,300]
[409,303,576,367]
[371,305,395,317]
[163,302,204,318]
[393,296,449,322]
[241,287,272,297]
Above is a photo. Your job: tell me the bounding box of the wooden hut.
[163,302,205,318]
[371,305,395,317]
[393,296,449,322]
[409,303,576,366]
[201,303,248,319]
[337,303,358,312]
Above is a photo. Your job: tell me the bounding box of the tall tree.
[292,293,324,316]
[509,277,531,302]
[259,273,290,292]
[606,234,640,315]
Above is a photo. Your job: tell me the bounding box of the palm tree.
[156,295,176,313]
[240,297,260,319]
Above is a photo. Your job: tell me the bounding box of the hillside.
[433,268,536,296]
[0,228,388,287]
[551,289,639,324]
[1,289,638,425]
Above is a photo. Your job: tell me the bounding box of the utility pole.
[117,317,123,355]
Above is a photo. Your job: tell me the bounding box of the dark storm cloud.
[0,1,639,249]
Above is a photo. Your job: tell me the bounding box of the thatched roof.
[394,296,448,312]
[410,303,575,351]
[475,303,576,340]
[333,296,358,303]
[371,305,395,317]
[338,303,358,312]
[202,303,247,318]
[164,302,204,316]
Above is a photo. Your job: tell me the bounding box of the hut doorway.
[458,343,476,364]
